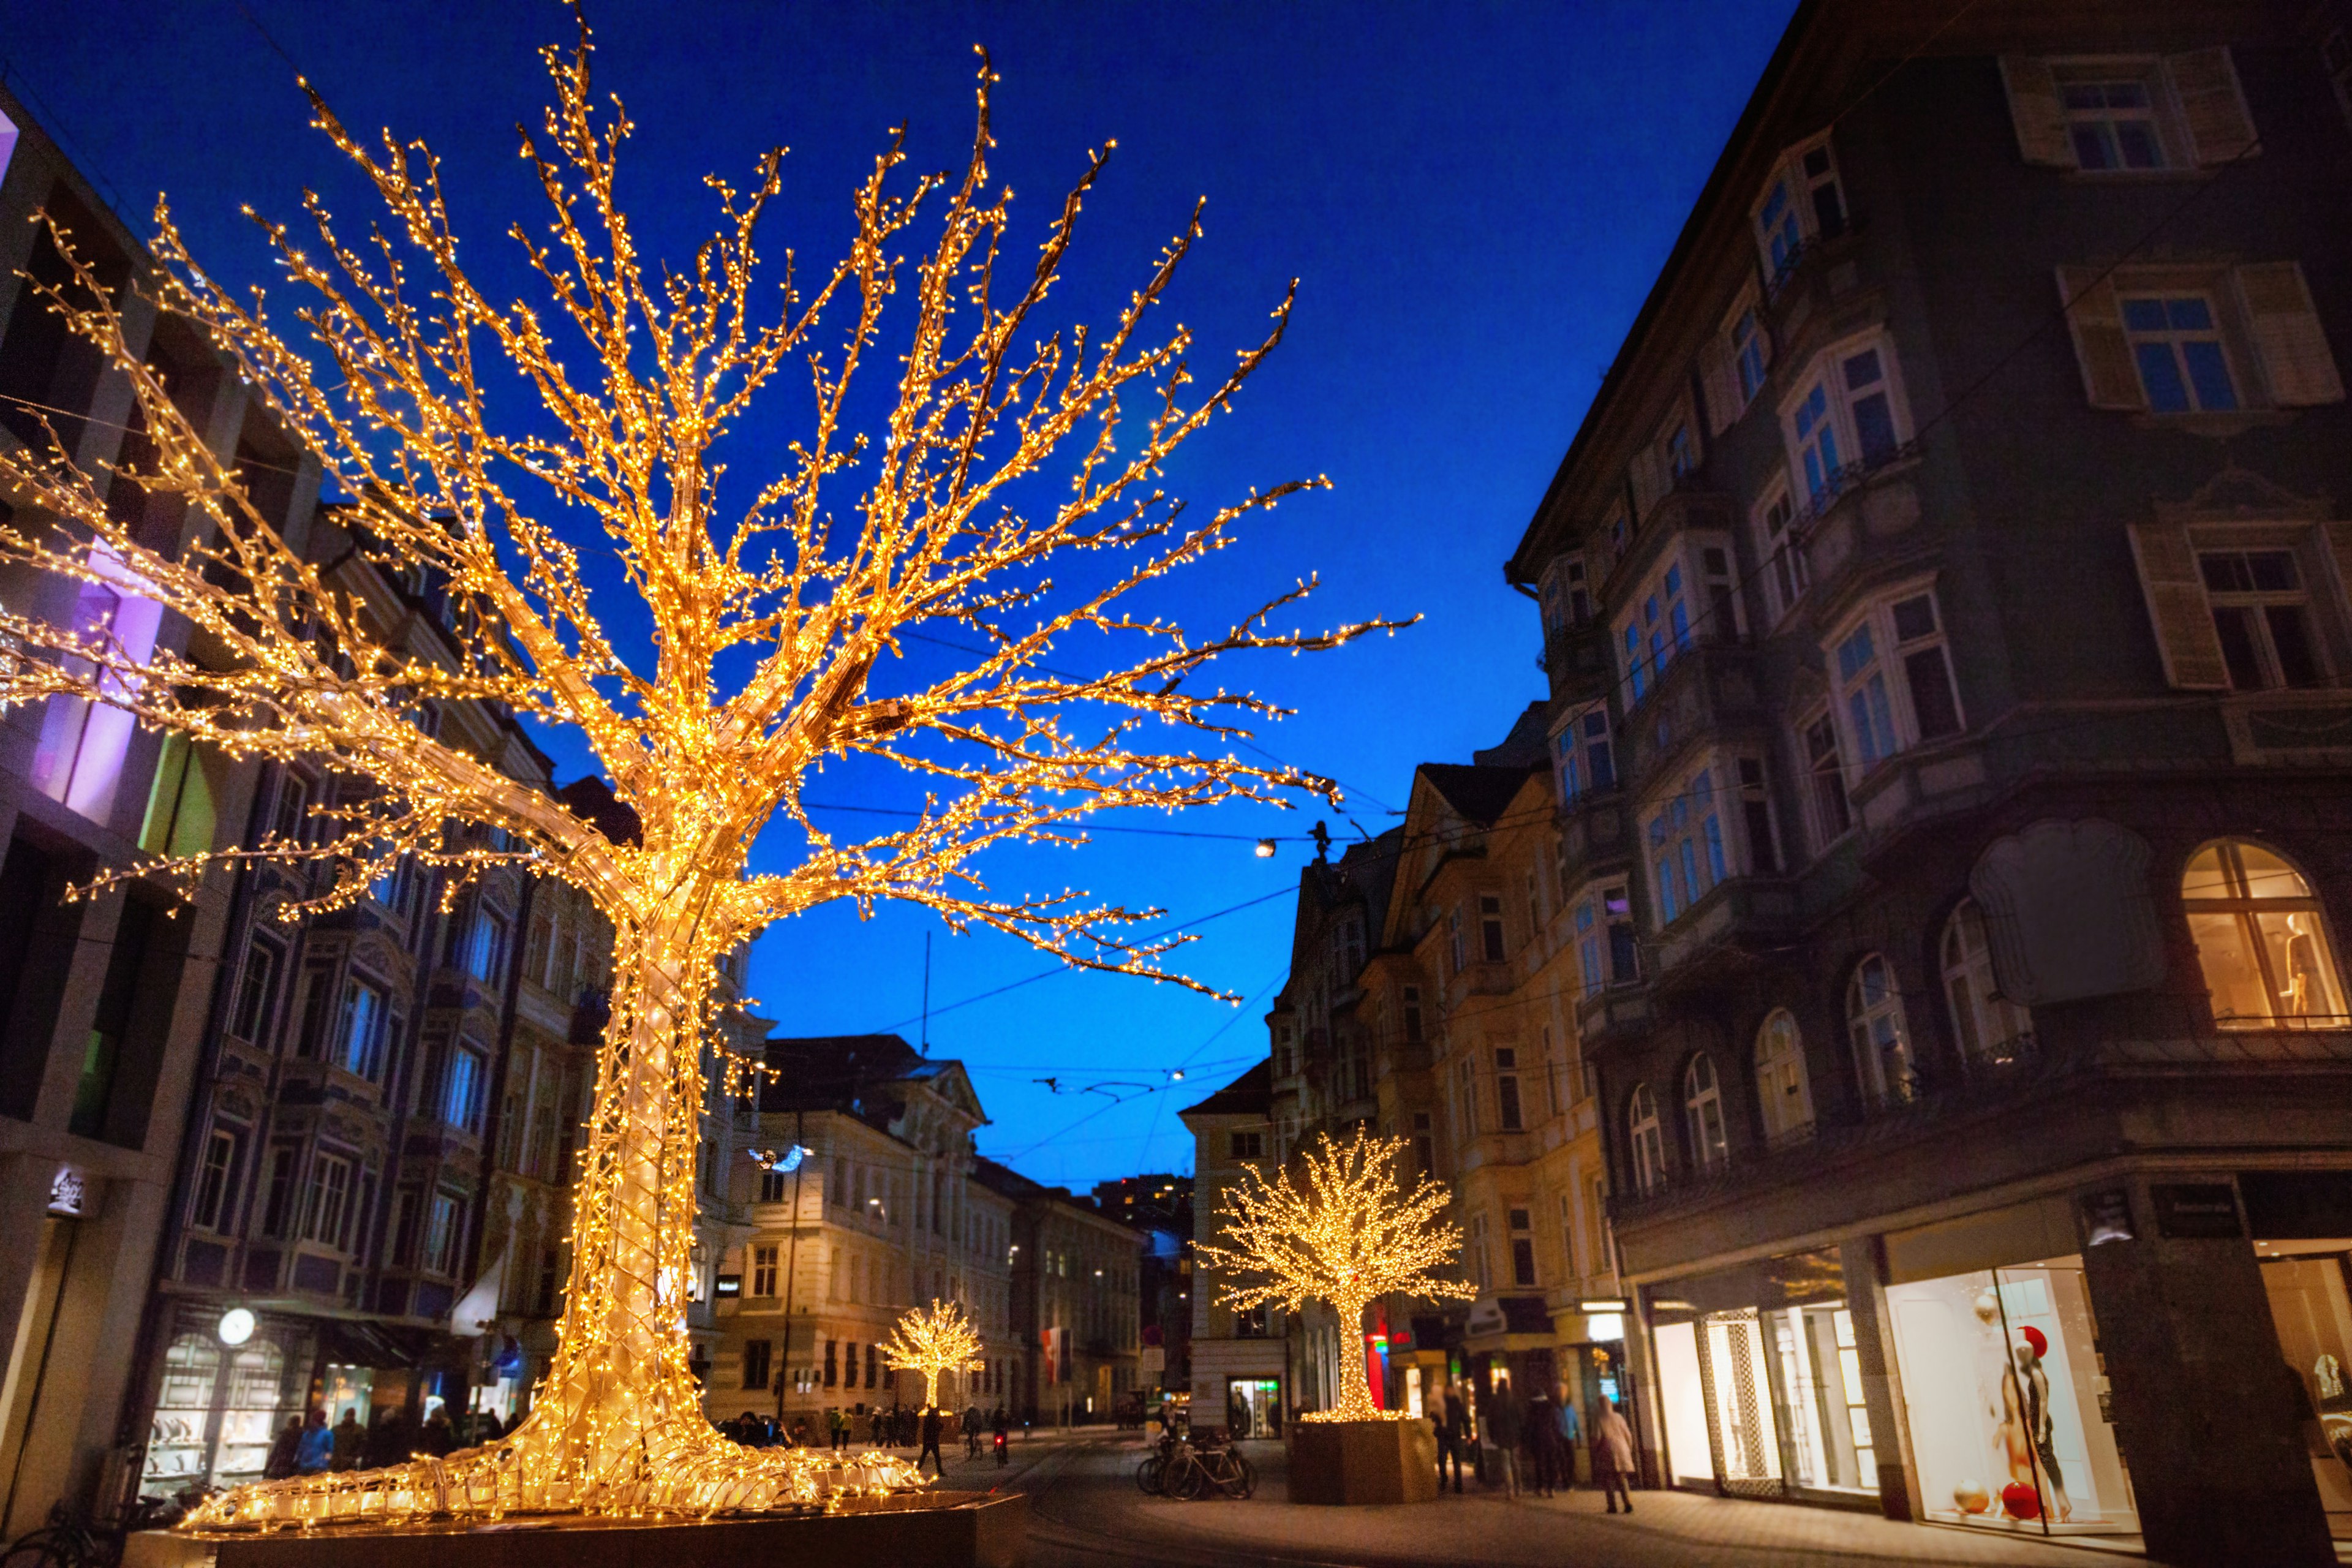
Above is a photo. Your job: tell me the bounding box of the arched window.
[1628,1084,1665,1194]
[1683,1054,1727,1168]
[2183,840,2347,1028]
[1940,898,2035,1067]
[1754,1009,1815,1142]
[1845,954,1918,1106]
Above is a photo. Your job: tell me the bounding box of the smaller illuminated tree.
[881,1298,985,1411]
[1196,1128,1473,1422]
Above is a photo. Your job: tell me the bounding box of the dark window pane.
[2118,123,2162,168]
[2267,605,2322,687]
[2246,551,2300,592]
[1891,595,1938,641]
[1904,647,1963,739]
[2182,340,2236,410]
[1811,181,1846,238]
[2200,552,2253,593]
[1852,392,1899,466]
[1608,922,1639,984]
[1590,740,1616,791]
[2167,298,2215,331]
[2122,299,2170,333]
[2135,342,2190,411]
[1498,1077,1522,1131]
[1744,800,1777,873]
[2211,606,2266,690]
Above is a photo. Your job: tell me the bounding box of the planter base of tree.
[141,1491,1025,1568]
[1287,1419,1440,1506]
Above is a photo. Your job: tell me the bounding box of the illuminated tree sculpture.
[881,1298,986,1411]
[0,12,1404,1529]
[1196,1128,1472,1422]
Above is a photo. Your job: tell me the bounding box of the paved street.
[936,1431,2158,1568]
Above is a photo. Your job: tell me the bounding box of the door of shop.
[1227,1377,1280,1438]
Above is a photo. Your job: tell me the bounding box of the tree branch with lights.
[0,6,1408,1529]
[1195,1128,1472,1422]
[880,1298,986,1412]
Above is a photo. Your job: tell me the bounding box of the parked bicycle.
[1135,1429,1180,1495]
[1156,1433,1254,1501]
[1,1495,188,1568]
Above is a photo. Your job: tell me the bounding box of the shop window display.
[1883,1259,2136,1535]
[2182,840,2348,1028]
[2255,1242,2352,1540]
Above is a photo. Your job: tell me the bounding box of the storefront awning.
[318,1319,445,1370]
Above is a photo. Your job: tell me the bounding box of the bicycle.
[1135,1429,1181,1495]
[1161,1435,1254,1501]
[1,1496,186,1568]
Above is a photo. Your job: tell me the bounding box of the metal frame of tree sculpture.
[1195,1128,1472,1422]
[880,1298,986,1412]
[0,11,1406,1529]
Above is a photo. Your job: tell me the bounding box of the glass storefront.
[1883,1257,2136,1536]
[2255,1240,2352,1540]
[140,1310,309,1499]
[1648,1248,1870,1501]
[1227,1376,1281,1438]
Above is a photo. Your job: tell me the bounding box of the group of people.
[1428,1381,1638,1513]
[262,1403,511,1479]
[714,1403,1017,1475]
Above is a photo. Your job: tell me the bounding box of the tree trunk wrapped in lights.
[880,1298,986,1412]
[1195,1129,1472,1422]
[0,8,1406,1529]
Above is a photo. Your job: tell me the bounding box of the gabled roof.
[1179,1058,1272,1119]
[1418,762,1542,828]
[756,1033,978,1125]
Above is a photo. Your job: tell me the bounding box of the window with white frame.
[465,906,510,984]
[1736,757,1781,874]
[1479,894,1506,963]
[335,974,389,1080]
[423,1191,462,1275]
[1683,1054,1728,1169]
[1540,554,1591,635]
[1753,480,1805,622]
[192,1126,240,1231]
[2198,548,2324,690]
[1782,336,1909,507]
[1664,418,1697,484]
[1628,1084,1665,1194]
[2064,78,2166,170]
[2002,52,2256,172]
[1614,536,1744,704]
[1573,880,1640,995]
[1495,1047,1523,1131]
[1556,704,1616,804]
[230,937,279,1043]
[1449,905,1467,974]
[1752,133,1847,282]
[1754,1010,1815,1142]
[1800,711,1853,849]
[1646,783,1709,928]
[1941,898,2035,1067]
[443,1044,487,1133]
[302,1152,354,1247]
[1828,586,1963,775]
[1509,1206,1537,1286]
[2182,839,2348,1028]
[2122,294,2239,412]
[1457,1055,1480,1139]
[1845,954,1919,1106]
[1730,298,1770,409]
[1468,1211,1491,1292]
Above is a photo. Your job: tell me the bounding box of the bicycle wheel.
[1134,1454,1164,1495]
[1169,1453,1207,1501]
[0,1530,70,1568]
[1229,1453,1256,1499]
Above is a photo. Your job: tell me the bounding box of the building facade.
[1503,3,2352,1564]
[1091,1174,1193,1411]
[981,1159,1145,1426]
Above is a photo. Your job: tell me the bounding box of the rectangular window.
[1803,713,1853,846]
[1732,304,1769,407]
[335,976,386,1080]
[752,1243,780,1297]
[1449,905,1467,973]
[1755,484,1804,622]
[443,1045,486,1133]
[1495,1049,1522,1131]
[2199,549,2323,690]
[230,938,279,1042]
[2065,80,2165,170]
[1556,704,1616,803]
[1577,880,1642,987]
[2122,295,2237,412]
[1479,894,1506,962]
[1836,622,1897,769]
[1784,336,1909,507]
[423,1192,462,1275]
[758,1167,788,1204]
[192,1126,239,1230]
[1831,589,1962,774]
[1229,1131,1263,1161]
[743,1339,772,1390]
[303,1152,354,1247]
[1738,758,1779,875]
[464,908,510,984]
[1401,986,1423,1046]
[1649,773,1722,928]
[1752,134,1846,281]
[262,1145,298,1238]
[271,771,311,848]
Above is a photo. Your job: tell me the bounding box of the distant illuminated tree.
[881,1298,986,1411]
[0,7,1403,1529]
[1196,1128,1472,1421]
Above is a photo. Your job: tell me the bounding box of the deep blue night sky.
[0,1,1794,1186]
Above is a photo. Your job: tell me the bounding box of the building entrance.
[1227,1376,1281,1438]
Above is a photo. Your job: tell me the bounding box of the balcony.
[1574,984,1652,1058]
[1645,875,1803,995]
[1554,790,1632,888]
[1539,619,1610,700]
[1762,212,1869,326]
[1790,446,1927,619]
[1618,639,1765,789]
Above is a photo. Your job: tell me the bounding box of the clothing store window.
[1846,954,1920,1108]
[1629,1084,1665,1194]
[1754,1010,1815,1144]
[1942,899,2036,1067]
[1683,1054,1728,1169]
[1883,1257,2135,1535]
[2182,839,2348,1028]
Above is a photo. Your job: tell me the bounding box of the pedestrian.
[1487,1383,1523,1499]
[366,1407,412,1468]
[420,1406,456,1457]
[992,1404,1011,1466]
[1555,1384,1583,1490]
[1594,1398,1635,1515]
[1524,1386,1560,1498]
[330,1406,366,1470]
[1435,1383,1466,1493]
[963,1403,982,1460]
[917,1404,946,1477]
[295,1408,334,1474]
[827,1407,844,1452]
[263,1416,303,1480]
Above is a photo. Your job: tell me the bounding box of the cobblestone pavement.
[1002,1434,2167,1568]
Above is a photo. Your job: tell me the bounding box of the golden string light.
[0,2,1407,1531]
[1194,1129,1472,1423]
[878,1298,986,1412]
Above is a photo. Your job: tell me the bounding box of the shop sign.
[2076,1188,2135,1246]
[46,1165,85,1216]
[2152,1182,2242,1239]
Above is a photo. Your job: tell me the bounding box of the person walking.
[418,1406,455,1457]
[917,1405,946,1478]
[1555,1384,1583,1491]
[1594,1398,1636,1515]
[263,1416,303,1480]
[295,1409,334,1474]
[1524,1386,1561,1498]
[1487,1383,1524,1499]
[963,1403,982,1460]
[1435,1383,1467,1492]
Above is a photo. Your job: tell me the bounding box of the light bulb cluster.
[878,1298,987,1413]
[1194,1128,1474,1423]
[0,9,1405,1531]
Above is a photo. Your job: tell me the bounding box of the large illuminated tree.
[0,12,1401,1527]
[880,1298,986,1412]
[1196,1129,1472,1422]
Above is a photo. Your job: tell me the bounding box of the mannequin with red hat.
[2012,1325,2074,1524]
